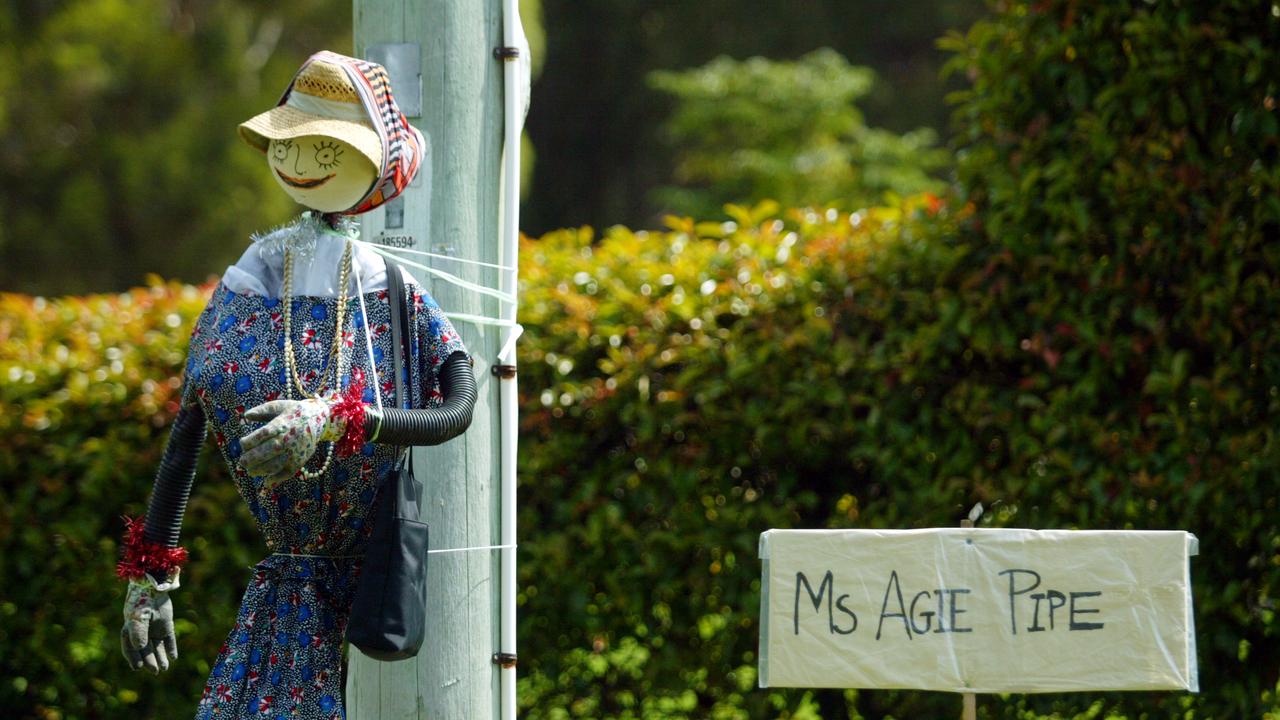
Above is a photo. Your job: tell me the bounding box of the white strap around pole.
[372,243,515,272]
[358,240,515,305]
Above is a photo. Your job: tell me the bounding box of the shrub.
[513,188,1276,718]
[1,189,1276,718]
[3,1,1279,718]
[648,49,949,219]
[0,281,265,719]
[939,0,1280,712]
[515,1,1280,714]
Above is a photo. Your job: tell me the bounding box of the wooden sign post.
[758,527,1199,699]
[959,512,976,720]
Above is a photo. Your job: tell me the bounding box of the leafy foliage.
[523,0,986,233]
[0,0,546,296]
[929,0,1280,711]
[0,281,256,718]
[649,49,949,219]
[0,0,353,296]
[3,0,1279,718]
[513,0,1280,714]
[1,194,1276,718]
[512,188,1275,717]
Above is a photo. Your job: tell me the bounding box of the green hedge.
[4,0,1280,718]
[513,193,1277,718]
[6,193,1274,718]
[0,282,264,718]
[937,1,1280,712]
[515,0,1280,715]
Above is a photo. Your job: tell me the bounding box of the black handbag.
[345,257,429,661]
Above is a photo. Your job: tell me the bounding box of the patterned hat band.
[285,91,369,124]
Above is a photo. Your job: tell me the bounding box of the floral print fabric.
[185,281,465,719]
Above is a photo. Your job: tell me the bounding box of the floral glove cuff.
[131,568,181,592]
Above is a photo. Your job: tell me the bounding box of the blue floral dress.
[183,281,466,719]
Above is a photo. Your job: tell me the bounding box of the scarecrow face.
[267,135,377,213]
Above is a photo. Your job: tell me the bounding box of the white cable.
[426,543,517,556]
[497,3,528,719]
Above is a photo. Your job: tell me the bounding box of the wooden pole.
[348,1,505,718]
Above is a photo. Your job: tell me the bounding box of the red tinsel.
[116,515,188,580]
[331,378,368,458]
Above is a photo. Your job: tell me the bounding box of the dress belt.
[271,551,363,559]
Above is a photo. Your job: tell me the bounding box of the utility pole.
[347,1,505,718]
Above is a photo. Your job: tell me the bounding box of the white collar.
[221,214,412,297]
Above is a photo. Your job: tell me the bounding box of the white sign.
[758,529,1198,693]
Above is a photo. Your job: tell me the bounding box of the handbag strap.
[383,254,411,413]
[382,255,417,504]
[381,256,425,519]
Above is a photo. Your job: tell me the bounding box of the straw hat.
[239,58,383,173]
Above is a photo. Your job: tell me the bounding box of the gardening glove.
[239,396,346,490]
[121,570,180,674]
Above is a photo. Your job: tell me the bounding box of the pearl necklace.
[280,235,353,480]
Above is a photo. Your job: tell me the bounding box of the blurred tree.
[522,0,986,233]
[0,0,350,296]
[649,49,949,218]
[0,0,959,293]
[0,0,548,296]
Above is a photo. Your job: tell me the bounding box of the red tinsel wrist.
[332,378,368,458]
[116,515,188,581]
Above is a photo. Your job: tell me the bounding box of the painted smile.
[275,168,336,189]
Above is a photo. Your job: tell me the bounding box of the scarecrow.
[116,51,477,719]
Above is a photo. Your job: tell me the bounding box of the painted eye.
[271,140,291,161]
[314,141,343,171]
